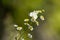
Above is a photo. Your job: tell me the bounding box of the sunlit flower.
[16,27,22,31]
[40,15,45,20]
[28,33,32,38]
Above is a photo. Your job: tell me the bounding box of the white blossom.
[24,19,29,22]
[28,33,32,38]
[29,11,38,20]
[16,27,22,31]
[24,23,30,27]
[35,10,42,13]
[29,10,43,22]
[28,26,33,31]
[40,15,45,20]
[14,24,18,27]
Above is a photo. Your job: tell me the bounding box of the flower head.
[24,23,30,27]
[16,27,22,31]
[14,24,18,27]
[24,19,29,22]
[29,11,38,20]
[29,10,43,22]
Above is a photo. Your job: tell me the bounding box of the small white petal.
[14,24,18,27]
[33,15,38,19]
[28,33,32,38]
[40,15,45,20]
[29,12,33,17]
[36,10,42,13]
[24,23,30,26]
[24,19,29,22]
[42,9,45,12]
[16,27,22,31]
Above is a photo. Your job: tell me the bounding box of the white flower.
[24,23,30,27]
[16,27,22,31]
[28,26,33,31]
[14,24,18,27]
[28,33,32,38]
[40,15,45,20]
[29,11,38,20]
[29,10,43,22]
[24,23,27,25]
[24,19,29,22]
[36,10,42,13]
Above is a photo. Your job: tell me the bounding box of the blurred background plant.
[0,0,60,40]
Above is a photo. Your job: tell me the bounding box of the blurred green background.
[0,0,60,40]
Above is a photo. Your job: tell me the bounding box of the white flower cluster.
[29,10,45,26]
[14,9,45,40]
[29,11,38,21]
[29,10,45,21]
